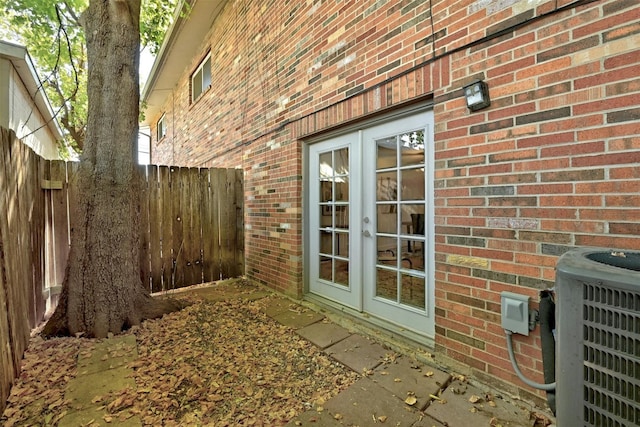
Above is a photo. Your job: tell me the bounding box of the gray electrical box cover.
[501,291,530,336]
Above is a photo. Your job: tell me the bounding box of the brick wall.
[433,0,640,400]
[147,0,640,403]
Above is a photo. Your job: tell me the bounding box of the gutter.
[140,0,193,104]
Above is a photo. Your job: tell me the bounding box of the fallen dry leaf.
[469,394,482,403]
[0,284,359,426]
[404,396,417,406]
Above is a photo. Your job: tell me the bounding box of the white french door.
[308,133,362,309]
[307,108,434,338]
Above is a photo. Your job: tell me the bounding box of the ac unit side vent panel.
[583,283,640,426]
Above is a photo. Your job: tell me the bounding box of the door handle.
[363,230,371,237]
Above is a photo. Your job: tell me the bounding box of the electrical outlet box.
[501,291,530,336]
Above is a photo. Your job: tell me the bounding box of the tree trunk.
[44,0,177,338]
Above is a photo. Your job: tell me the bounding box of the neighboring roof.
[0,39,64,140]
[141,0,227,126]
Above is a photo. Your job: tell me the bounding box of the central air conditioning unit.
[555,247,640,426]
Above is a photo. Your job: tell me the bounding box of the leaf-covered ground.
[1,335,94,426]
[1,293,359,426]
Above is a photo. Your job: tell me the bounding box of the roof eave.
[141,0,227,127]
[0,40,64,140]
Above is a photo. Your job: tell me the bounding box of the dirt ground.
[0,286,359,426]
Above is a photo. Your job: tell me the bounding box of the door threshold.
[303,293,435,359]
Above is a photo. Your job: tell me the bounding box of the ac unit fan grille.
[583,283,640,426]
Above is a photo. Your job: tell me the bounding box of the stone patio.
[56,281,546,426]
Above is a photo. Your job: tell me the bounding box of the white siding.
[7,62,59,159]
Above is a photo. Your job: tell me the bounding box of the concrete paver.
[285,408,344,426]
[270,292,539,427]
[190,281,270,302]
[272,308,325,329]
[60,335,141,427]
[369,355,451,411]
[262,297,298,317]
[296,320,352,349]
[411,415,449,426]
[325,333,389,373]
[424,376,535,427]
[77,334,137,375]
[324,377,423,427]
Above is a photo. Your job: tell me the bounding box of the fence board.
[171,167,184,289]
[158,166,172,291]
[148,165,163,291]
[201,169,217,281]
[29,152,47,325]
[234,169,244,276]
[220,169,237,278]
[48,161,70,290]
[210,169,224,279]
[194,168,204,283]
[0,264,11,413]
[18,141,35,327]
[0,128,16,413]
[139,165,151,291]
[181,168,194,285]
[7,133,30,375]
[184,168,202,285]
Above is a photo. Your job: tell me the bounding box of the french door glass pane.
[377,205,397,234]
[376,268,397,301]
[319,256,332,281]
[376,171,397,202]
[335,259,349,286]
[374,131,426,309]
[317,148,350,288]
[400,130,425,167]
[400,274,425,309]
[401,169,425,201]
[377,137,397,168]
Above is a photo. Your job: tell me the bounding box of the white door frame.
[304,104,435,339]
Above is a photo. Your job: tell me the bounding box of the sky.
[138,47,156,165]
[139,47,155,86]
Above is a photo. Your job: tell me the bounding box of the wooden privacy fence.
[0,128,48,413]
[47,162,244,293]
[0,126,244,412]
[141,165,244,291]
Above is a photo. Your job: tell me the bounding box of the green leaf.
[0,0,179,154]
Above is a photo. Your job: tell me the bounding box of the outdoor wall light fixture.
[463,80,491,111]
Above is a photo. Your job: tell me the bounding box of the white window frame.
[191,53,212,102]
[156,114,167,141]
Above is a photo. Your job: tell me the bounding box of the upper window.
[157,114,167,141]
[191,53,211,102]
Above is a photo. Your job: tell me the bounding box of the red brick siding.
[148,0,640,402]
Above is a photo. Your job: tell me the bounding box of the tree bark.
[44,0,179,338]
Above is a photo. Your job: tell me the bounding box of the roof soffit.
[141,0,227,125]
